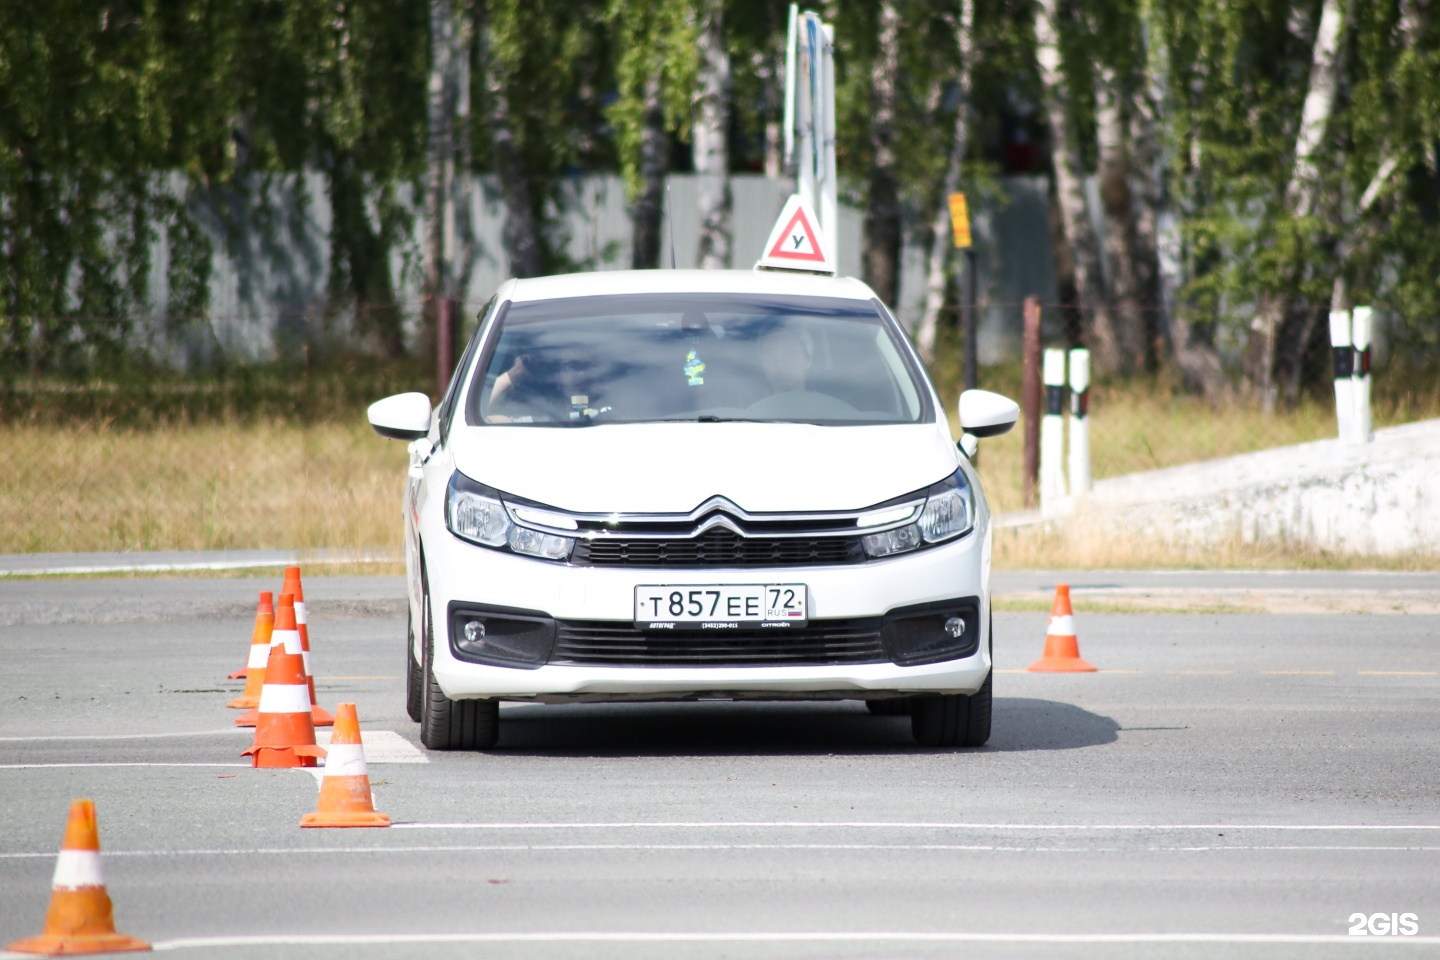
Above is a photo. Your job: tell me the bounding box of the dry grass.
[0,419,404,554]
[2,364,1437,569]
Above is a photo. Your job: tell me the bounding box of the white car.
[367,268,1017,749]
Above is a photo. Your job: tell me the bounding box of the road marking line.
[0,763,250,770]
[1359,671,1437,676]
[0,729,247,742]
[318,676,401,680]
[390,820,1440,831]
[316,729,427,764]
[1261,671,1336,675]
[0,729,424,763]
[1167,670,1233,675]
[126,931,1438,948]
[4,843,1439,860]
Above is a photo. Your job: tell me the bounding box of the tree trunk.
[863,0,902,307]
[1243,0,1344,407]
[1033,0,1118,372]
[452,11,475,307]
[1095,62,1148,373]
[426,0,454,311]
[915,0,974,362]
[693,0,732,270]
[631,69,667,269]
[475,0,543,279]
[1126,29,1164,365]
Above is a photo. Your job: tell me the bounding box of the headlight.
[446,474,510,546]
[861,471,974,559]
[446,472,575,561]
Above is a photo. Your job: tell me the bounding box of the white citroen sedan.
[368,269,1017,749]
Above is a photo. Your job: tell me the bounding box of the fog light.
[944,617,965,638]
[464,621,485,643]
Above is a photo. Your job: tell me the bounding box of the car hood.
[451,422,958,514]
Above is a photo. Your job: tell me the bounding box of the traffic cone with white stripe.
[301,702,391,828]
[1026,584,1097,672]
[241,593,327,768]
[226,592,274,706]
[283,566,334,727]
[5,799,150,956]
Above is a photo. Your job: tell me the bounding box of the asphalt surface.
[2,574,1438,959]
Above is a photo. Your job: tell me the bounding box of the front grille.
[572,529,862,567]
[552,618,886,667]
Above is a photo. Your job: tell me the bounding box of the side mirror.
[367,392,433,441]
[958,389,1019,439]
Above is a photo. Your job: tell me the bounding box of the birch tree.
[915,0,975,362]
[1243,0,1345,406]
[693,0,733,270]
[1033,0,1120,372]
[863,0,903,308]
[475,0,543,278]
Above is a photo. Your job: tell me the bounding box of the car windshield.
[469,293,928,426]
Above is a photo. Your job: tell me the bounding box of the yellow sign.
[948,192,972,249]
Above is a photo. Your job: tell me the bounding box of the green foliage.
[3,0,1438,387]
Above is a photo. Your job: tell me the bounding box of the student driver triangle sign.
[756,194,835,274]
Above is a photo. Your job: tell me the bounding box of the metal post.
[963,249,978,392]
[1351,306,1373,443]
[1041,348,1068,514]
[1067,348,1091,496]
[1022,296,1042,509]
[819,21,838,260]
[1329,310,1355,444]
[436,298,456,397]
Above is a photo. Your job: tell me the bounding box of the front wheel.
[910,672,991,748]
[418,567,499,750]
[405,614,422,723]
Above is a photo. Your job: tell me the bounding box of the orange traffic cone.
[5,799,150,956]
[283,566,334,727]
[1026,584,1097,672]
[301,702,391,828]
[226,592,274,707]
[241,593,327,768]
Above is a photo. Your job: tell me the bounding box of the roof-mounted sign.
[755,194,836,275]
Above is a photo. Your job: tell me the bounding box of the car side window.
[436,297,495,446]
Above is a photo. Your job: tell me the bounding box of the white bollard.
[1067,348,1091,496]
[1351,306,1373,443]
[1040,348,1068,514]
[1329,310,1357,445]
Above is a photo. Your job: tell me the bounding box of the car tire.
[405,613,422,723]
[866,698,912,716]
[418,567,500,751]
[910,671,991,748]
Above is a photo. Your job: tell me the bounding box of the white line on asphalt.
[391,820,1440,831]
[0,729,247,742]
[3,843,1439,859]
[114,931,1440,949]
[0,763,250,770]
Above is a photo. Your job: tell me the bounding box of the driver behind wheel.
[487,349,609,423]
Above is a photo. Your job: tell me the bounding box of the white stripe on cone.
[51,848,105,889]
[246,643,270,669]
[270,629,303,655]
[257,684,312,714]
[1046,615,1076,637]
[322,742,369,777]
[301,651,312,675]
[295,601,307,625]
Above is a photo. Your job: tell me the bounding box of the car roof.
[503,269,879,304]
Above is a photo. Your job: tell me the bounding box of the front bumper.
[421,520,991,702]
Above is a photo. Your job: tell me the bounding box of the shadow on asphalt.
[487,697,1118,756]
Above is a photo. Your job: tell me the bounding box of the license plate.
[634,584,808,630]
